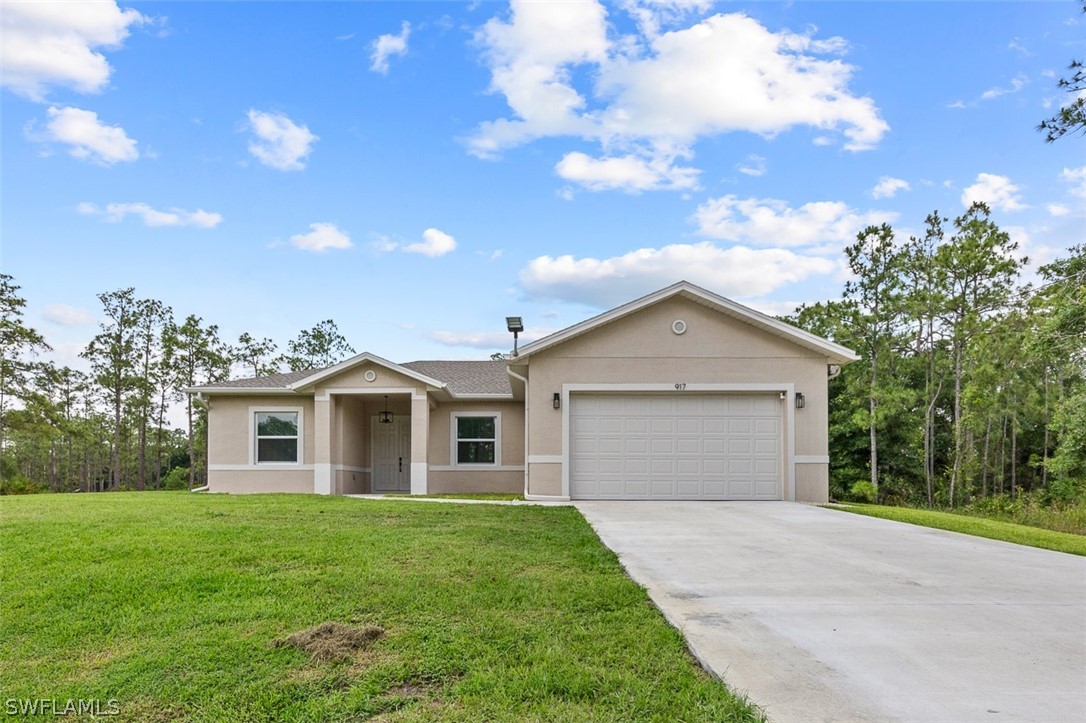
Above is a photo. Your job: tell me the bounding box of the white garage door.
[570,394,782,500]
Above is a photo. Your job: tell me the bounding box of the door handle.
[399,457,403,472]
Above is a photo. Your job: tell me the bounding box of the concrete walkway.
[576,501,1086,723]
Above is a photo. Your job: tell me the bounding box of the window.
[454,414,499,465]
[255,411,299,463]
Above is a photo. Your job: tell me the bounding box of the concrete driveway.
[576,501,1086,723]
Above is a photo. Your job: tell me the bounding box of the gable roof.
[513,280,860,364]
[402,360,511,395]
[286,352,445,391]
[187,356,511,397]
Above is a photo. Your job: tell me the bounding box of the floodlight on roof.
[506,316,524,356]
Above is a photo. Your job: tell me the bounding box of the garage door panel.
[570,393,782,500]
[754,419,778,434]
[754,438,777,454]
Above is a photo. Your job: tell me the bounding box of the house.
[188,281,858,501]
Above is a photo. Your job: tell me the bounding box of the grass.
[0,493,762,722]
[383,493,524,502]
[955,496,1086,536]
[828,503,1086,556]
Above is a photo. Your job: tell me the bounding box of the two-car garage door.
[570,394,782,500]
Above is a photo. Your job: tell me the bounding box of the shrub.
[847,480,878,503]
[0,476,48,495]
[162,467,190,491]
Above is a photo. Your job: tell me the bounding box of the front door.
[372,416,411,492]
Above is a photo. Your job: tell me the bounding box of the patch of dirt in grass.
[274,622,385,662]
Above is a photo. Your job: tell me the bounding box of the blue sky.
[2,0,1083,374]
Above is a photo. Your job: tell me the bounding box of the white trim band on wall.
[795,455,830,464]
[428,465,525,473]
[527,455,563,464]
[210,464,315,471]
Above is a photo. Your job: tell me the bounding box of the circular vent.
[672,319,687,335]
[363,370,377,382]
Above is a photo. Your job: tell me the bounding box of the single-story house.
[188,281,857,502]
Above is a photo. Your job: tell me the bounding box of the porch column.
[410,392,428,495]
[313,395,335,495]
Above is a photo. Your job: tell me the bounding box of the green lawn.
[828,503,1086,556]
[0,493,762,722]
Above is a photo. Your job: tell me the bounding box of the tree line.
[0,276,355,494]
[785,204,1084,507]
[2,210,1082,506]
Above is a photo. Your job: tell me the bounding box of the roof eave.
[287,352,447,392]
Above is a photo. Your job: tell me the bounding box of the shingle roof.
[193,360,511,396]
[402,360,511,395]
[195,369,316,390]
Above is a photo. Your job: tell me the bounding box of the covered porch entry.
[312,390,431,495]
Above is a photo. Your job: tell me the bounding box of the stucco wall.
[422,399,524,494]
[208,395,315,465]
[520,296,833,500]
[210,469,313,494]
[795,463,830,503]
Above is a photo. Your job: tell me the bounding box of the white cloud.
[36,106,138,164]
[469,4,888,183]
[430,326,554,349]
[555,151,698,192]
[618,0,713,39]
[1047,203,1070,217]
[961,173,1027,212]
[245,109,318,171]
[0,0,146,101]
[692,195,897,249]
[1060,166,1086,200]
[289,222,352,252]
[404,228,457,257]
[871,176,910,199]
[519,242,836,307]
[980,74,1029,100]
[370,21,411,74]
[1008,38,1030,55]
[78,201,222,228]
[42,304,95,326]
[736,154,767,177]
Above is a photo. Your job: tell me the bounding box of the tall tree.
[169,316,230,489]
[0,274,50,480]
[1030,245,1086,488]
[281,320,355,371]
[233,332,280,377]
[903,213,950,506]
[132,299,172,491]
[843,224,906,495]
[1038,1,1085,142]
[936,203,1023,506]
[81,288,141,490]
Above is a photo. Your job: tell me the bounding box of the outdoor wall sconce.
[553,392,561,409]
[795,392,806,409]
[379,395,393,424]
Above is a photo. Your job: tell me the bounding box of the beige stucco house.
[189,281,857,502]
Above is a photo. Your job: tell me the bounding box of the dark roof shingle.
[402,360,511,395]
[195,360,511,396]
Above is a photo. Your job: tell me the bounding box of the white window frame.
[249,406,304,466]
[451,411,502,467]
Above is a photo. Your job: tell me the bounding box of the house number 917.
[674,383,687,390]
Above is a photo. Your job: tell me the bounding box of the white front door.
[372,416,411,492]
